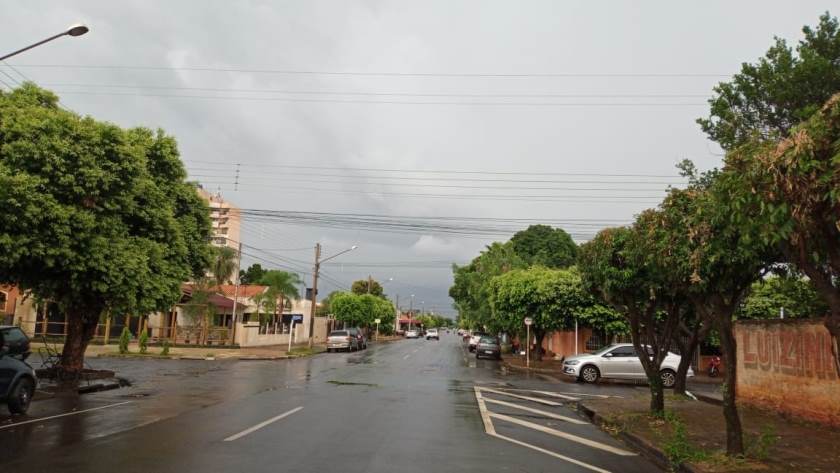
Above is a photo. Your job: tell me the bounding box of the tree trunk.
[60,311,99,376]
[717,314,744,456]
[534,330,545,362]
[673,346,694,396]
[649,372,665,415]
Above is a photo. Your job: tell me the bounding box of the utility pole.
[229,241,243,346]
[368,274,373,294]
[395,293,400,333]
[308,243,321,348]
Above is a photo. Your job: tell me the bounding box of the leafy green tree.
[489,267,590,361]
[0,84,212,373]
[331,292,394,329]
[721,94,840,377]
[698,12,840,151]
[450,242,526,331]
[738,274,828,320]
[316,290,342,316]
[579,224,682,416]
[510,225,578,268]
[239,263,267,285]
[351,278,384,297]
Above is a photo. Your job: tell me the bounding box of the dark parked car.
[0,326,37,414]
[475,335,501,360]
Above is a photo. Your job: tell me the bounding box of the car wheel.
[8,377,34,414]
[580,365,600,384]
[660,369,677,388]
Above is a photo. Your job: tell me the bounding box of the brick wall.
[736,319,840,426]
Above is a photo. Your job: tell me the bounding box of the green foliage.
[661,412,709,470]
[489,267,595,337]
[239,263,267,285]
[138,330,149,354]
[331,292,395,328]
[160,340,170,356]
[351,279,384,297]
[698,12,840,151]
[449,242,526,331]
[510,225,578,268]
[316,290,341,316]
[118,327,132,354]
[745,425,778,460]
[738,274,828,319]
[211,246,237,286]
[0,83,212,369]
[255,270,303,316]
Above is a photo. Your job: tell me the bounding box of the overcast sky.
[2,1,835,316]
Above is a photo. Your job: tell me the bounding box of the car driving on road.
[425,328,439,340]
[0,325,37,414]
[405,329,419,339]
[561,343,691,388]
[475,335,501,360]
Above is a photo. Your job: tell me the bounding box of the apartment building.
[197,187,241,250]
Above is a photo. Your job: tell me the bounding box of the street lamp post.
[1,24,89,61]
[308,244,357,347]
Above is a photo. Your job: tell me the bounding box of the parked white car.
[561,343,692,388]
[405,330,419,339]
[468,332,488,352]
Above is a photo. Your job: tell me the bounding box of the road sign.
[374,318,381,324]
[524,317,533,326]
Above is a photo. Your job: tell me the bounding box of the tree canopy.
[489,266,596,360]
[698,12,840,150]
[330,292,395,328]
[239,263,267,285]
[0,83,212,372]
[510,225,578,268]
[351,278,385,297]
[738,274,828,320]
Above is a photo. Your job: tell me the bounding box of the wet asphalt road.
[1,335,661,473]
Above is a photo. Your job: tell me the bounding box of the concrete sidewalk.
[31,341,326,361]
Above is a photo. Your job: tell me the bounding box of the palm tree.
[258,270,303,315]
[211,246,237,285]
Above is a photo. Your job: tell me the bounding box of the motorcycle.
[707,356,721,377]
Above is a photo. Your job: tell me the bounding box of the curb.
[576,402,700,473]
[692,392,723,406]
[501,360,567,376]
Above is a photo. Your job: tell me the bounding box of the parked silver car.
[561,343,691,388]
[326,329,361,352]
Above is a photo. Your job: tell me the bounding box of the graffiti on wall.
[741,322,837,380]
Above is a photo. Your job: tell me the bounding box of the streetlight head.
[67,24,89,37]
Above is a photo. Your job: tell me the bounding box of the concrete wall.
[736,319,840,426]
[540,328,593,359]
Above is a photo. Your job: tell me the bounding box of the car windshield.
[479,336,497,344]
[329,331,348,337]
[591,345,618,356]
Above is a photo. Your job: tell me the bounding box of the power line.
[10,63,730,78]
[41,82,710,99]
[53,90,707,107]
[186,160,683,179]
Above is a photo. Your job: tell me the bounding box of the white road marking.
[223,406,304,441]
[496,388,580,401]
[402,354,411,360]
[473,386,496,435]
[482,398,587,425]
[490,432,612,473]
[477,387,562,406]
[0,401,134,431]
[489,412,637,456]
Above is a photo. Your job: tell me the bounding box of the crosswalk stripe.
[489,412,637,456]
[482,397,587,425]
[477,386,562,406]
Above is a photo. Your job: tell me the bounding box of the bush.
[160,341,170,356]
[118,327,132,354]
[138,330,149,354]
